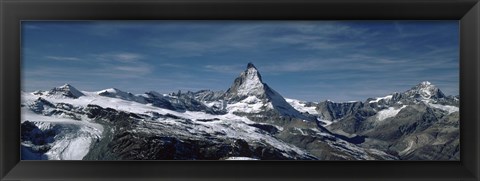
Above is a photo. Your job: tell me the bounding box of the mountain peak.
[406,81,445,99]
[224,63,265,99]
[247,62,257,69]
[60,83,73,88]
[412,81,437,91]
[222,63,308,117]
[98,87,136,97]
[48,83,84,98]
[99,88,122,94]
[420,81,431,86]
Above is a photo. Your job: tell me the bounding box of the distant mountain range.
[21,63,459,160]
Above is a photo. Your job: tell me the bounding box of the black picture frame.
[1,0,479,180]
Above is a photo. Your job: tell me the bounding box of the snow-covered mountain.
[310,81,459,160]
[41,83,85,99]
[222,63,307,118]
[20,63,459,160]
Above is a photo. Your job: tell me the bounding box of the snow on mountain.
[365,81,458,116]
[224,63,309,118]
[227,96,273,113]
[22,88,318,159]
[21,93,103,160]
[225,157,259,160]
[368,95,393,103]
[428,103,459,114]
[135,112,315,159]
[405,81,445,100]
[285,98,318,115]
[46,84,85,99]
[225,63,266,99]
[21,64,458,160]
[265,87,308,117]
[375,105,407,121]
[22,82,398,160]
[97,88,147,103]
[237,67,265,96]
[316,117,333,126]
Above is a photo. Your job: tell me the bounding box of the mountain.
[317,81,459,160]
[223,63,308,118]
[404,81,446,100]
[20,63,459,161]
[365,81,457,107]
[44,84,85,98]
[98,88,148,103]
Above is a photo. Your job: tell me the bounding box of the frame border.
[1,0,479,180]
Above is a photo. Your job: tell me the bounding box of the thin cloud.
[93,52,144,63]
[112,66,152,75]
[45,56,81,61]
[147,22,364,57]
[204,64,244,74]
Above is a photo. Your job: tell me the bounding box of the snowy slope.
[369,95,393,103]
[285,98,318,115]
[428,103,459,114]
[227,96,273,113]
[375,105,407,121]
[97,88,147,103]
[21,98,103,160]
[22,90,315,159]
[22,83,397,160]
[24,64,444,160]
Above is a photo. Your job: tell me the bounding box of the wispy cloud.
[147,22,366,57]
[93,52,144,63]
[204,64,244,74]
[112,66,152,75]
[32,52,153,80]
[45,56,81,61]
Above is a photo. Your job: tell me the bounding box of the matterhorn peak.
[247,62,257,69]
[224,63,266,100]
[244,62,263,82]
[222,63,307,118]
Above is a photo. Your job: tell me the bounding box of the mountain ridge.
[20,63,459,161]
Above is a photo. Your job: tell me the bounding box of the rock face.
[316,101,364,121]
[20,63,459,161]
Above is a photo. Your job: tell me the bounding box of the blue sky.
[22,21,459,102]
